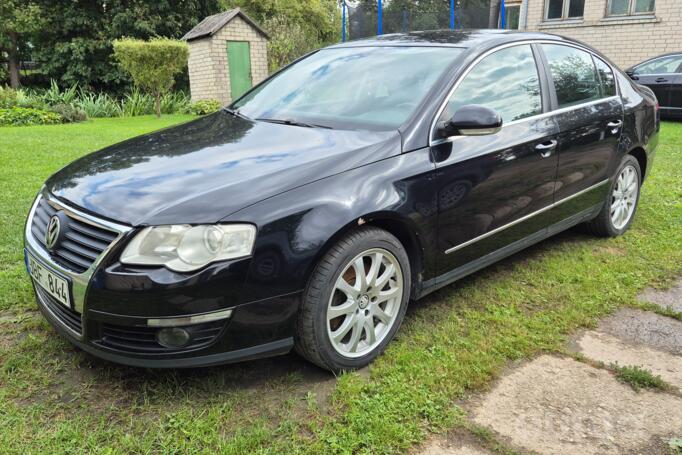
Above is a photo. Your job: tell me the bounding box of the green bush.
[113,38,189,117]
[189,99,222,116]
[49,103,87,123]
[122,90,155,117]
[0,86,18,108]
[15,89,49,110]
[0,107,62,126]
[74,92,123,118]
[42,80,79,106]
[160,91,191,115]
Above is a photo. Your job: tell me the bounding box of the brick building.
[504,0,681,69]
[183,8,269,105]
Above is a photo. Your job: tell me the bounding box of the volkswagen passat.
[25,30,658,372]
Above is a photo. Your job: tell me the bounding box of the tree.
[222,0,340,70]
[0,0,43,88]
[113,38,189,117]
[32,0,222,93]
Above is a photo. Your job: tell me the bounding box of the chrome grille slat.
[30,196,119,274]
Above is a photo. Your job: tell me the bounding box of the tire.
[295,227,411,372]
[584,154,641,237]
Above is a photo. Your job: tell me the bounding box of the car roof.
[327,29,575,50]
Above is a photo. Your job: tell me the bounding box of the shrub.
[189,99,222,116]
[15,89,48,110]
[0,86,18,108]
[75,92,123,118]
[264,16,315,72]
[160,91,191,115]
[113,38,189,117]
[0,107,62,126]
[49,103,87,123]
[42,79,79,105]
[122,90,154,117]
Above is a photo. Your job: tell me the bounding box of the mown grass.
[0,120,680,454]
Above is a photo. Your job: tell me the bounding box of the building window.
[546,0,584,20]
[503,5,521,29]
[607,0,655,16]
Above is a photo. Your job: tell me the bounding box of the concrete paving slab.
[419,438,490,455]
[472,355,682,455]
[638,279,682,313]
[597,308,682,355]
[575,330,682,390]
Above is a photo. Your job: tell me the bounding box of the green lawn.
[0,118,680,454]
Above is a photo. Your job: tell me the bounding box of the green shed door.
[227,41,252,100]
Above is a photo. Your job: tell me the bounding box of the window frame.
[606,0,655,17]
[428,40,621,146]
[544,0,584,21]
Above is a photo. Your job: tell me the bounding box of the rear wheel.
[295,227,411,372]
[584,154,641,237]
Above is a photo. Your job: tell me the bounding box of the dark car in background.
[25,30,659,372]
[626,53,682,119]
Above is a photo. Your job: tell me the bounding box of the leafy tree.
[0,0,43,88]
[222,0,340,70]
[113,39,189,117]
[32,0,222,93]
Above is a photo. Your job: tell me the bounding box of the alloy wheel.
[610,164,638,230]
[326,248,403,358]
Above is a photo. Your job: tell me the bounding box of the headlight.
[120,224,256,272]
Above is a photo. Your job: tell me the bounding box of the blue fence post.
[500,0,506,29]
[342,1,347,42]
[450,0,455,29]
[377,0,383,35]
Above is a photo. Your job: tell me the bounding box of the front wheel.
[295,227,411,372]
[584,154,641,237]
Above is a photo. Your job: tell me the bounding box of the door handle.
[655,77,668,82]
[607,120,623,133]
[535,140,557,158]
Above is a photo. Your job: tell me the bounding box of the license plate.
[27,253,71,308]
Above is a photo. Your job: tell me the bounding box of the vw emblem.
[46,215,61,251]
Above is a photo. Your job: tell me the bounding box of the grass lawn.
[0,117,680,454]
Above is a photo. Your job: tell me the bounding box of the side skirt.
[416,204,603,299]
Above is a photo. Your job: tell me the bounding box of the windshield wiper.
[223,107,251,120]
[256,118,332,129]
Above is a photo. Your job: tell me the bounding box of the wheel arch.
[308,211,426,300]
[627,146,648,180]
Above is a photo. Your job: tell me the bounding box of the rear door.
[539,44,623,219]
[631,54,682,109]
[431,44,560,274]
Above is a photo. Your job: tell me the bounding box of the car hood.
[46,111,401,225]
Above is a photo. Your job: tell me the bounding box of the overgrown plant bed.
[0,119,680,453]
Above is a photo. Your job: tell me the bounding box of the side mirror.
[437,105,503,138]
[625,69,639,80]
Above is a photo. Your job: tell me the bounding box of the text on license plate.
[28,255,71,308]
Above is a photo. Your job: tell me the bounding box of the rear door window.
[542,44,601,108]
[633,55,682,75]
[593,57,616,97]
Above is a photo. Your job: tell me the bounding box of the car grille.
[36,286,83,335]
[30,197,118,274]
[95,320,225,354]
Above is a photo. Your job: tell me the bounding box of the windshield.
[233,46,463,130]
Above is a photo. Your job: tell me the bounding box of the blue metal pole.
[377,0,383,35]
[450,0,455,29]
[342,2,347,42]
[500,0,507,29]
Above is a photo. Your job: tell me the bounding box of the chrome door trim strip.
[428,39,621,147]
[444,179,609,254]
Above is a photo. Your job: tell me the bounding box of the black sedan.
[25,30,659,372]
[626,52,682,119]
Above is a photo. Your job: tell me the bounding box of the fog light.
[156,327,191,348]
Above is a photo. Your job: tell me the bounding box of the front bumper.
[25,192,300,368]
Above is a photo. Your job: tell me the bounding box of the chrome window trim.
[444,179,609,254]
[24,189,132,318]
[428,39,621,147]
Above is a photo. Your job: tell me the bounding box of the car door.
[431,44,561,276]
[630,54,682,109]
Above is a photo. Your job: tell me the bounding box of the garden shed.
[183,8,269,105]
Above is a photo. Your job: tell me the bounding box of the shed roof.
[182,8,269,41]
